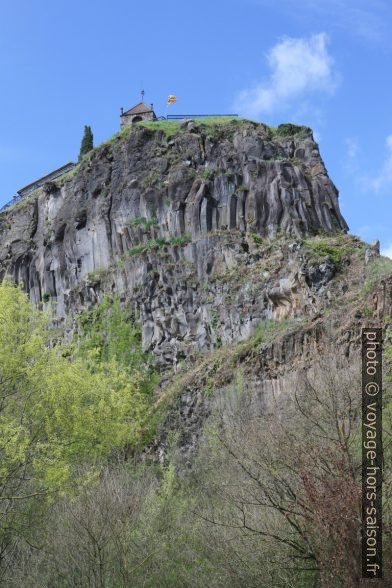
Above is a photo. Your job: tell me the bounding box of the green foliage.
[0,283,152,491]
[128,235,191,257]
[210,307,218,332]
[10,351,365,587]
[138,117,242,139]
[268,123,311,139]
[0,282,156,563]
[128,238,167,256]
[91,125,132,153]
[236,184,249,192]
[138,119,182,137]
[210,307,222,348]
[150,237,170,249]
[362,256,392,297]
[2,188,44,214]
[250,232,263,245]
[142,173,159,188]
[168,235,191,246]
[266,154,287,162]
[194,116,240,125]
[54,166,79,188]
[128,216,159,229]
[78,125,94,161]
[42,292,50,303]
[250,317,296,347]
[86,267,110,285]
[157,317,300,420]
[201,168,213,179]
[362,304,374,318]
[303,237,347,266]
[128,243,149,256]
[75,296,154,384]
[366,256,392,281]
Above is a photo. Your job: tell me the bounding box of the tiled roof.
[122,102,153,115]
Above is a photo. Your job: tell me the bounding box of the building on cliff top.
[120,102,156,129]
[17,162,76,199]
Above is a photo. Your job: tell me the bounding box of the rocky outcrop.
[0,119,350,366]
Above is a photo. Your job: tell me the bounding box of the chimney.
[150,103,154,111]
[120,107,124,116]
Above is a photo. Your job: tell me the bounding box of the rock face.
[0,119,349,366]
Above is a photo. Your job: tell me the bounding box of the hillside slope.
[1,118,392,587]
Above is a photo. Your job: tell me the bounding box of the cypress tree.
[79,125,94,160]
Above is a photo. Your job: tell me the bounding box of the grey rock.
[365,239,380,265]
[0,120,348,367]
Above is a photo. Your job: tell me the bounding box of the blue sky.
[0,0,391,255]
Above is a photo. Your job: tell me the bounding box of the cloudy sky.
[0,0,391,255]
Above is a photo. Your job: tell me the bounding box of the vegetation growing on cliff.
[2,343,390,587]
[128,235,191,257]
[0,111,391,586]
[0,283,155,576]
[268,122,311,139]
[79,125,94,161]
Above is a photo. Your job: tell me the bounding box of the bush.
[86,267,109,285]
[128,217,159,229]
[128,236,191,257]
[362,256,392,296]
[269,123,311,139]
[303,237,346,266]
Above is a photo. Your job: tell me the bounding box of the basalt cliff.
[0,118,391,457]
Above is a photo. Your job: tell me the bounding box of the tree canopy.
[79,125,94,160]
[0,281,154,561]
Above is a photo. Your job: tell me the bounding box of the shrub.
[168,235,191,246]
[128,244,148,256]
[128,217,159,229]
[250,232,263,245]
[269,123,311,139]
[128,235,191,256]
[142,173,159,188]
[303,238,346,266]
[361,256,392,296]
[86,267,109,285]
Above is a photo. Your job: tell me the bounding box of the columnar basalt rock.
[0,119,350,366]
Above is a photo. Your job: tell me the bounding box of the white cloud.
[346,138,359,160]
[346,135,392,193]
[234,33,338,119]
[344,138,360,174]
[298,0,387,42]
[362,135,392,192]
[381,243,392,259]
[253,0,389,43]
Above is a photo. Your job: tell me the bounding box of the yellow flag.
[167,95,177,105]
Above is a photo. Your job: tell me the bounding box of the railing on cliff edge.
[0,194,23,212]
[163,114,238,120]
[1,162,76,213]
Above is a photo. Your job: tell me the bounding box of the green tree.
[0,281,152,567]
[79,125,94,160]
